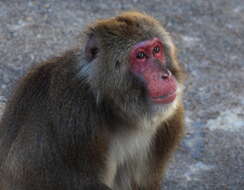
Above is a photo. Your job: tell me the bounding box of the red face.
[130,38,177,104]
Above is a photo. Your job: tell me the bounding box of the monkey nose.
[161,69,171,80]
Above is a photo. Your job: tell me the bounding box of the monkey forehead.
[131,37,162,50]
[87,11,168,46]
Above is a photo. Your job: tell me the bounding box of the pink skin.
[130,38,177,104]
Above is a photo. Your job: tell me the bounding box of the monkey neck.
[96,97,132,127]
[96,96,167,131]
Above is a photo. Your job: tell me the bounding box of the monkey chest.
[103,127,157,189]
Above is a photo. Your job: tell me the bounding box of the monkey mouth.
[151,90,176,104]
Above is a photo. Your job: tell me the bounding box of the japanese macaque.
[0,11,185,190]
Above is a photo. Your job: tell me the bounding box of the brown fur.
[0,11,185,190]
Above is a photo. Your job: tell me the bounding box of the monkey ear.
[85,34,99,62]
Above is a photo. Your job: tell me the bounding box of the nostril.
[161,69,172,80]
[161,73,169,79]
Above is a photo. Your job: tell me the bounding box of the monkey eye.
[153,46,161,54]
[136,51,146,59]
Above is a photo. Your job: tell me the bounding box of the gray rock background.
[0,0,243,189]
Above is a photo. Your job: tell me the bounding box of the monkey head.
[83,12,185,119]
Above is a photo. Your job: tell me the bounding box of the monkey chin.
[150,84,183,121]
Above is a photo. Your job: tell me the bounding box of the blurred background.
[0,0,243,189]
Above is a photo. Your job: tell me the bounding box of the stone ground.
[0,0,243,189]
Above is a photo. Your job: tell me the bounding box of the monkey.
[0,11,185,190]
